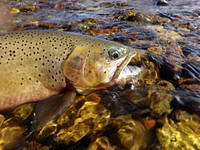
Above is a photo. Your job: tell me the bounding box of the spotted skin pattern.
[0,30,136,110]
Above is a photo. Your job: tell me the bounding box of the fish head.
[63,39,137,94]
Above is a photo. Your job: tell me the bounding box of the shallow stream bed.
[0,0,200,149]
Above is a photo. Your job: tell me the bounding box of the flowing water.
[0,0,200,149]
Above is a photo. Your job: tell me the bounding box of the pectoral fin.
[32,91,76,131]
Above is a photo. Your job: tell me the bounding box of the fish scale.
[0,30,136,110]
[0,31,74,109]
[0,31,73,90]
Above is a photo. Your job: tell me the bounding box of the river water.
[0,0,200,149]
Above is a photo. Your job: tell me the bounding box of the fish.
[116,65,143,88]
[0,30,137,110]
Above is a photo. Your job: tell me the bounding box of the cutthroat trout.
[0,30,136,110]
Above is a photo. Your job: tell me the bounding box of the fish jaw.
[115,65,144,88]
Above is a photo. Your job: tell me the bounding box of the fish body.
[0,30,136,110]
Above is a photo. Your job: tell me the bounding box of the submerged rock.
[156,112,200,149]
[0,0,199,149]
[156,0,169,6]
[88,136,115,150]
[56,100,110,144]
[148,80,175,115]
[0,118,26,149]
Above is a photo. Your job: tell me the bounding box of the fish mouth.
[112,52,135,81]
[120,65,143,77]
[115,64,143,86]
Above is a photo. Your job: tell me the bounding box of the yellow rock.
[88,137,115,150]
[56,101,110,144]
[0,115,5,127]
[19,5,36,12]
[56,122,90,144]
[37,122,57,139]
[13,103,35,121]
[0,126,25,149]
[148,80,174,115]
[10,8,20,14]
[110,115,147,150]
[157,114,200,150]
[86,7,99,11]
[146,25,181,41]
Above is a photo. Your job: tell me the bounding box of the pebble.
[156,0,169,6]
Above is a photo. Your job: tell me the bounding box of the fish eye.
[108,48,122,60]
